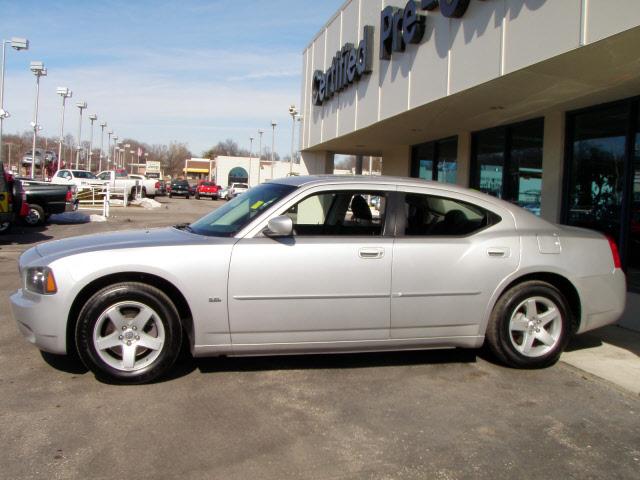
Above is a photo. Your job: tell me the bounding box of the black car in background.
[169,179,190,199]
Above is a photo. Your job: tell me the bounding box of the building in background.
[299,0,640,330]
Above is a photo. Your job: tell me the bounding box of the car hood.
[34,226,234,261]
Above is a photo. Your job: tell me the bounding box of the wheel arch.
[66,272,194,355]
[494,272,582,332]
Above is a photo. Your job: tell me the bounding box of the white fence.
[76,185,138,217]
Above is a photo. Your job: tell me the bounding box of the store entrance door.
[565,98,640,299]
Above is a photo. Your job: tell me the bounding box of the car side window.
[403,193,500,236]
[284,191,386,236]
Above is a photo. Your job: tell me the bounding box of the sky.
[0,0,343,157]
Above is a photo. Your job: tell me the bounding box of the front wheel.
[75,282,182,384]
[485,281,572,369]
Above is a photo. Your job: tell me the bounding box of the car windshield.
[72,171,97,179]
[234,183,248,189]
[189,183,296,237]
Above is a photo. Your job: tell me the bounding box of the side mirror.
[265,215,293,237]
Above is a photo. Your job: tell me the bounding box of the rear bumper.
[10,289,68,354]
[575,269,627,334]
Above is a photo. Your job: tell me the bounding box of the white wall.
[215,156,302,188]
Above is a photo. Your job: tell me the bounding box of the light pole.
[257,129,264,184]
[288,105,298,175]
[107,131,113,170]
[124,144,130,171]
[248,136,254,186]
[271,120,277,180]
[88,114,97,172]
[129,150,135,170]
[99,122,107,172]
[29,61,47,179]
[0,37,28,165]
[75,101,87,169]
[55,87,72,173]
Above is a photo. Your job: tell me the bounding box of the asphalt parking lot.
[1,197,639,480]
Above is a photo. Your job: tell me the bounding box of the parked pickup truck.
[96,170,160,199]
[128,174,162,198]
[17,178,78,226]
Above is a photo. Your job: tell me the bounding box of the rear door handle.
[487,247,510,258]
[359,247,384,259]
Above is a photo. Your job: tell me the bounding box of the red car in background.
[195,181,219,200]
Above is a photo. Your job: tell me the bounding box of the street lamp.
[75,101,87,169]
[107,131,113,170]
[257,129,264,184]
[288,105,298,175]
[56,87,72,173]
[124,143,131,170]
[249,136,254,186]
[29,61,47,179]
[271,120,277,180]
[99,122,107,172]
[88,114,97,171]
[0,37,29,165]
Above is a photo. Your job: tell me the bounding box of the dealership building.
[298,0,640,330]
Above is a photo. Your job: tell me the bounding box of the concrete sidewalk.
[562,325,640,396]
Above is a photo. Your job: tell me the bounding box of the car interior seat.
[350,195,373,223]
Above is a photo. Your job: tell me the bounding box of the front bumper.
[10,289,69,354]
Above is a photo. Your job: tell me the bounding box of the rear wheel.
[75,282,182,384]
[485,281,572,369]
[195,193,200,200]
[24,204,45,226]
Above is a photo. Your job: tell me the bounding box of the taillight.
[65,188,73,202]
[155,181,161,189]
[607,236,622,269]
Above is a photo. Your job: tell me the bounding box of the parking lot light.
[88,114,97,172]
[56,87,72,173]
[30,61,47,179]
[0,36,29,165]
[99,122,107,172]
[75,101,87,169]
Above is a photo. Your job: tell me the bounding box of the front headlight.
[24,267,58,295]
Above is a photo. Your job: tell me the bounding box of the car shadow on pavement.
[194,348,478,376]
[0,225,53,245]
[40,351,89,375]
[565,325,640,358]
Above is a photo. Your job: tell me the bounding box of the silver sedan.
[10,176,626,383]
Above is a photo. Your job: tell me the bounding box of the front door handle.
[359,247,384,259]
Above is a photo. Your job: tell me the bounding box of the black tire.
[195,194,200,200]
[75,282,182,384]
[211,196,215,201]
[24,204,45,226]
[186,195,190,199]
[486,281,572,369]
[141,187,147,198]
[0,221,11,234]
[169,193,173,198]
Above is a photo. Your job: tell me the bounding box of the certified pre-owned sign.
[312,0,482,106]
[312,26,374,107]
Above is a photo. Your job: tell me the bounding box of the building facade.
[299,0,640,330]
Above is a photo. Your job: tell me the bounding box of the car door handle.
[359,247,384,259]
[487,247,510,258]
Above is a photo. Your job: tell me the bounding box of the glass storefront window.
[472,118,544,215]
[564,98,640,292]
[565,103,628,242]
[411,137,457,184]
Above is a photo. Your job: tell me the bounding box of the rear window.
[172,180,188,186]
[234,183,248,189]
[201,182,216,187]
